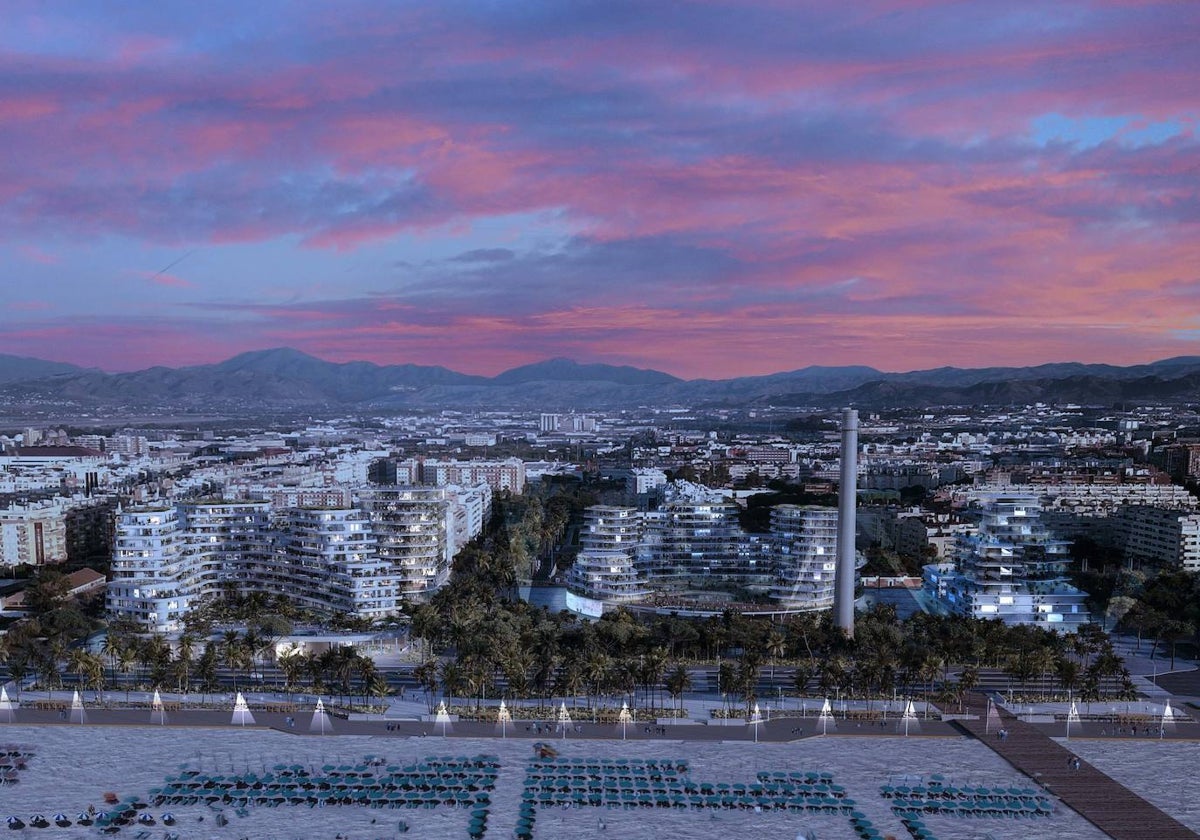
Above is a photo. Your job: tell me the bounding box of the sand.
[0,723,1132,840]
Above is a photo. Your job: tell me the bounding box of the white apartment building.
[107,487,490,630]
[565,506,650,615]
[107,505,191,630]
[384,458,525,494]
[0,503,69,568]
[1108,506,1200,571]
[925,495,1090,629]
[360,486,450,598]
[769,505,837,611]
[628,468,668,495]
[565,496,850,616]
[275,507,397,619]
[645,482,746,583]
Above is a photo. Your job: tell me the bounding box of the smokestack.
[835,408,858,637]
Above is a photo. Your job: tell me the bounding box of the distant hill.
[0,353,87,384]
[770,370,1200,409]
[491,357,681,387]
[1,348,1198,410]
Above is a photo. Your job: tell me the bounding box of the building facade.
[565,506,650,608]
[924,495,1090,629]
[107,487,488,631]
[769,505,838,611]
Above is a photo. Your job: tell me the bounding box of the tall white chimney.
[835,408,858,637]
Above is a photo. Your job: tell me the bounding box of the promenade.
[955,701,1199,840]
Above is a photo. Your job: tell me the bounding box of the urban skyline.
[2,1,1198,379]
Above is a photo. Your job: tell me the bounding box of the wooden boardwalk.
[953,703,1197,839]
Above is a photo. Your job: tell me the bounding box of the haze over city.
[2,1,1198,378]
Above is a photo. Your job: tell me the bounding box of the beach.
[0,720,1137,840]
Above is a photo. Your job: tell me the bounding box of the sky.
[1,0,1198,380]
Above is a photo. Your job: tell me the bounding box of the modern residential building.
[1107,506,1200,571]
[769,505,838,610]
[107,487,488,630]
[275,507,397,619]
[566,492,853,616]
[565,506,650,615]
[360,486,450,598]
[924,495,1090,629]
[644,482,746,583]
[106,505,191,630]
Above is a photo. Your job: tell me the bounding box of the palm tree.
[503,649,536,700]
[640,647,668,710]
[66,648,92,692]
[583,650,611,710]
[141,635,173,689]
[6,655,29,702]
[717,661,736,712]
[765,629,787,681]
[956,664,979,711]
[413,660,439,713]
[83,654,106,703]
[793,659,817,699]
[664,664,692,715]
[368,673,392,714]
[355,656,379,708]
[439,661,465,710]
[101,632,125,688]
[278,649,306,695]
[175,634,196,694]
[221,630,244,689]
[117,646,138,704]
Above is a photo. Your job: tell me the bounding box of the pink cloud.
[17,244,59,265]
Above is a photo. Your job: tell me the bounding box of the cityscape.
[3,1,1200,839]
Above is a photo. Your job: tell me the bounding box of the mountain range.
[1,348,1199,411]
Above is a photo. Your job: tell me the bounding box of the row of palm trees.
[0,624,392,710]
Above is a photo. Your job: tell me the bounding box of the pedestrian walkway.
[954,701,1197,840]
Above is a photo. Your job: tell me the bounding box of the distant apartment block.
[538,413,597,434]
[1107,505,1200,571]
[628,467,668,496]
[0,503,68,568]
[371,457,525,494]
[1160,443,1200,482]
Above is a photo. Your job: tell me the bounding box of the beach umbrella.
[52,814,70,827]
[1065,700,1081,741]
[0,687,14,723]
[618,701,632,740]
[901,701,920,737]
[5,817,24,829]
[1160,700,1176,739]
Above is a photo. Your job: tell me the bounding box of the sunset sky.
[2,1,1198,379]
